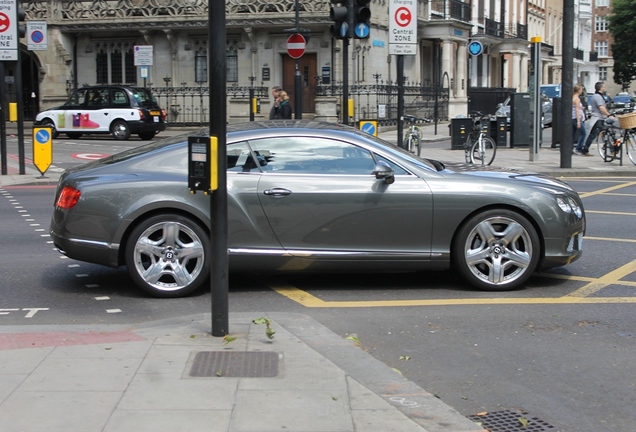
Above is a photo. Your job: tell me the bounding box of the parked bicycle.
[403,115,431,155]
[593,108,636,165]
[464,111,497,165]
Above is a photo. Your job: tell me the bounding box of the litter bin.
[490,116,508,147]
[450,117,472,150]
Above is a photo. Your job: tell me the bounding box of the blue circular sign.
[35,129,51,144]
[340,22,349,38]
[354,23,370,39]
[468,41,483,56]
[31,30,44,44]
[361,122,376,136]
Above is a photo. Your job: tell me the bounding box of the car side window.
[111,90,129,108]
[373,154,408,175]
[227,142,260,173]
[87,89,108,108]
[248,137,375,174]
[64,89,88,107]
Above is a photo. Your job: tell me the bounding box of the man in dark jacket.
[268,85,282,119]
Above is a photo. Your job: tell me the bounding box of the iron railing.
[151,83,450,126]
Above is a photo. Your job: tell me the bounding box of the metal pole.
[0,62,7,175]
[560,0,574,168]
[294,0,302,119]
[209,0,228,337]
[342,39,349,125]
[397,55,404,148]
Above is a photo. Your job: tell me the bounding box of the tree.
[608,0,636,90]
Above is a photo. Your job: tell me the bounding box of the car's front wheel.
[125,214,209,298]
[111,120,131,140]
[453,209,540,290]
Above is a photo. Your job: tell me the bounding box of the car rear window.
[131,88,160,107]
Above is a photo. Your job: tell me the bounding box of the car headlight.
[556,196,583,220]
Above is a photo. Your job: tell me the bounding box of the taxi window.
[64,89,88,107]
[112,90,129,108]
[87,89,108,108]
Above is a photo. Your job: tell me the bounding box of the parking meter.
[188,136,218,194]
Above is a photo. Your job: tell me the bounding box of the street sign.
[389,0,417,56]
[32,127,53,175]
[468,40,483,56]
[27,21,47,51]
[286,33,306,59]
[359,120,378,137]
[134,45,153,66]
[0,1,18,61]
[354,23,370,39]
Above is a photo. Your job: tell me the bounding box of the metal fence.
[152,83,450,126]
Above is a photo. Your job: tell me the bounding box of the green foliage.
[608,0,636,88]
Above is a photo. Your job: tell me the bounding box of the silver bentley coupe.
[50,121,585,297]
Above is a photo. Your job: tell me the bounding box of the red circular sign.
[394,7,412,27]
[286,33,306,59]
[0,12,11,33]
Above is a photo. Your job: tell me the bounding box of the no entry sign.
[286,33,306,59]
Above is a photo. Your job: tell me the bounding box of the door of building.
[283,54,317,116]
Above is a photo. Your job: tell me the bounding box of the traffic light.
[17,6,26,38]
[330,0,349,40]
[352,0,371,39]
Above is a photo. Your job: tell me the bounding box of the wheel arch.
[116,205,209,266]
[449,204,546,266]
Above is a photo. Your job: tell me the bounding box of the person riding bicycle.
[581,81,614,156]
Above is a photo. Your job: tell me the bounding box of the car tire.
[139,132,156,140]
[125,213,210,298]
[111,120,131,140]
[40,119,59,139]
[67,132,83,139]
[453,209,540,291]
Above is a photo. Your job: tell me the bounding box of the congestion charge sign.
[389,0,417,55]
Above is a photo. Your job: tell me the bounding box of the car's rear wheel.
[453,209,540,291]
[111,120,131,140]
[125,214,209,298]
[40,119,59,139]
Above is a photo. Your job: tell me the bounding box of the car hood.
[440,161,575,191]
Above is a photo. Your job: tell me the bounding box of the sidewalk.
[0,313,484,432]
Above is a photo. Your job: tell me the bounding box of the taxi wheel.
[41,120,59,139]
[67,133,83,139]
[111,120,131,140]
[139,132,156,140]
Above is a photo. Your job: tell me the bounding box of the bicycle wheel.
[411,132,421,156]
[625,131,636,165]
[595,131,605,158]
[464,137,473,163]
[470,136,497,165]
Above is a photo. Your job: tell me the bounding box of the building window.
[95,42,135,85]
[190,41,238,83]
[596,0,609,6]
[195,49,207,83]
[599,67,608,81]
[594,41,608,57]
[227,46,238,82]
[595,16,608,32]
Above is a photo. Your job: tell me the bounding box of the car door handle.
[263,188,292,197]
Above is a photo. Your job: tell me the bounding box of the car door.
[55,88,88,132]
[249,136,434,257]
[81,88,111,132]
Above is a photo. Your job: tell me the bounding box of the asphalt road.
[1,136,635,431]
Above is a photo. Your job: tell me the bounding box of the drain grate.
[468,410,555,432]
[190,351,279,377]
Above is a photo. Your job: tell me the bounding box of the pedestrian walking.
[581,81,613,156]
[274,90,292,119]
[269,85,282,120]
[572,83,587,155]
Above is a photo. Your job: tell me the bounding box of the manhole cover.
[468,409,555,431]
[190,351,279,377]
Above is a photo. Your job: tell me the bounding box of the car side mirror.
[372,161,395,184]
[497,103,503,108]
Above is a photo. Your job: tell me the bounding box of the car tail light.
[56,186,81,209]
[138,109,146,120]
[161,109,167,121]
